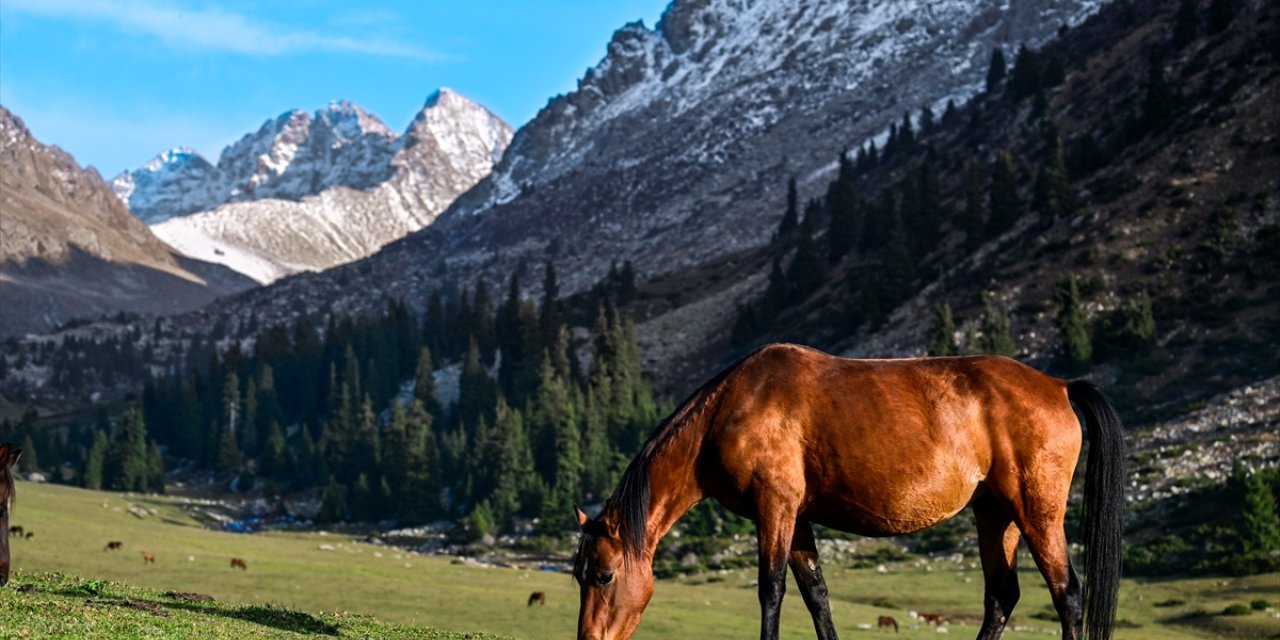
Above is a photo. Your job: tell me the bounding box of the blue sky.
[0,0,669,177]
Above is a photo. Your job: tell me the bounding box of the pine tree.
[145,439,165,493]
[926,303,958,357]
[1009,44,1041,100]
[987,150,1020,237]
[217,422,241,470]
[106,404,150,491]
[977,292,1016,356]
[84,430,108,489]
[920,104,935,135]
[17,434,37,474]
[1053,276,1092,369]
[1241,469,1280,555]
[405,399,442,519]
[540,261,561,348]
[349,473,373,522]
[942,99,958,125]
[260,421,288,478]
[986,48,1007,93]
[350,395,381,479]
[827,167,859,263]
[241,377,259,458]
[1032,124,1074,220]
[759,258,789,325]
[317,476,346,523]
[778,176,799,237]
[787,223,825,303]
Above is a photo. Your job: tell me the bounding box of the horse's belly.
[803,466,982,537]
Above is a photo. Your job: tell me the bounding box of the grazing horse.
[8,526,22,537]
[920,612,945,626]
[141,551,156,564]
[573,345,1125,640]
[23,532,32,540]
[230,557,247,570]
[104,541,123,552]
[0,443,23,588]
[528,591,546,606]
[877,616,899,633]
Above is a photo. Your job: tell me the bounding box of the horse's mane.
[1,451,14,505]
[579,347,763,572]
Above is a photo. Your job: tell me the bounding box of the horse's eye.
[594,571,614,587]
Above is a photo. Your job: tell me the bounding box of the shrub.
[1221,604,1251,616]
[1154,598,1186,608]
[1250,599,1270,611]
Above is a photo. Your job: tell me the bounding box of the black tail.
[1068,381,1126,640]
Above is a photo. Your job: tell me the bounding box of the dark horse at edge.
[573,344,1125,640]
[1,442,24,588]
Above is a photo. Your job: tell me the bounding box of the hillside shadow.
[47,586,339,635]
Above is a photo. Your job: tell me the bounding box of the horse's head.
[0,442,22,588]
[573,503,653,640]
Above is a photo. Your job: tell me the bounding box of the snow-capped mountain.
[115,90,511,282]
[235,0,1106,304]
[0,106,255,338]
[72,0,1112,365]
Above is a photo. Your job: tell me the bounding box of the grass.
[6,481,1280,639]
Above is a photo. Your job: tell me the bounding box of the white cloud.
[2,0,445,60]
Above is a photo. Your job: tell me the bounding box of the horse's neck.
[640,420,707,559]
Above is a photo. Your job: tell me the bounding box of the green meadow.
[4,481,1278,639]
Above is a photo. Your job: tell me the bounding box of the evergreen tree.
[540,261,561,348]
[787,223,825,303]
[106,404,150,491]
[919,103,935,135]
[827,168,859,263]
[1240,469,1280,555]
[17,434,37,474]
[241,377,259,458]
[217,422,241,470]
[977,292,1016,356]
[350,473,373,522]
[1032,124,1074,220]
[1008,44,1041,100]
[145,439,165,493]
[926,303,959,357]
[260,421,288,478]
[942,99,958,125]
[1053,276,1092,369]
[1041,56,1066,88]
[350,395,381,478]
[759,258,788,325]
[84,430,108,489]
[987,151,1020,237]
[986,48,1007,93]
[898,111,915,150]
[412,346,443,419]
[317,476,346,523]
[222,371,241,449]
[405,399,442,519]
[490,400,535,528]
[778,176,799,237]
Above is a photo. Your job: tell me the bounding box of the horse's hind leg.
[788,520,838,640]
[755,491,803,640]
[973,493,1021,640]
[1021,522,1083,640]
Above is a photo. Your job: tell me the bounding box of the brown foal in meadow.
[0,442,23,589]
[574,344,1125,640]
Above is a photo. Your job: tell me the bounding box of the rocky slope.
[114,90,512,283]
[0,106,256,339]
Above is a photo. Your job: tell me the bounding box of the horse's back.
[701,345,1080,534]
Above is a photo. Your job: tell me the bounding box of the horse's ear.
[7,449,21,470]
[600,501,621,539]
[574,504,590,530]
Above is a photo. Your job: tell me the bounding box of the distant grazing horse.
[230,558,247,570]
[528,591,546,607]
[8,526,21,537]
[573,345,1126,640]
[920,612,945,626]
[141,551,156,564]
[877,616,899,633]
[0,443,23,588]
[23,531,32,540]
[104,541,123,552]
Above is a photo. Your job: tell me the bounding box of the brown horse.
[877,616,899,632]
[573,345,1125,640]
[104,541,123,552]
[141,551,156,564]
[8,526,21,537]
[528,591,546,606]
[230,557,247,570]
[920,612,945,626]
[0,443,22,588]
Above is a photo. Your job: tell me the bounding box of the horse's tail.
[1068,380,1126,640]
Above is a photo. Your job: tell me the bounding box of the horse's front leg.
[756,499,800,640]
[789,520,839,640]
